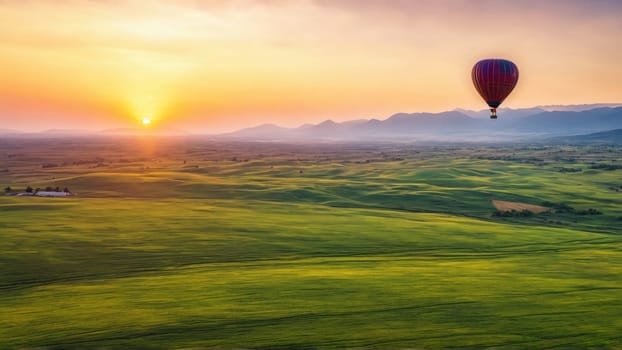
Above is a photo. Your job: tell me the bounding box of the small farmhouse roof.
[34,191,72,197]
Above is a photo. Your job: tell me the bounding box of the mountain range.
[224,105,622,141]
[2,103,621,142]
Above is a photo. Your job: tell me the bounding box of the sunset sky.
[1,0,621,132]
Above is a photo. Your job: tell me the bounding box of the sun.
[142,118,151,126]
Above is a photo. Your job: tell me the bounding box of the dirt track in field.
[492,200,550,213]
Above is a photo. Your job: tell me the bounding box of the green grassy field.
[1,139,621,348]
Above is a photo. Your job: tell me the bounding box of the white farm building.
[34,191,73,197]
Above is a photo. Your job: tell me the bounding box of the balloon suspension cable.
[490,108,497,119]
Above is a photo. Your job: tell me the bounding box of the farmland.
[1,137,621,348]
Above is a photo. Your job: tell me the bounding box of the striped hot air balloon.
[471,59,519,119]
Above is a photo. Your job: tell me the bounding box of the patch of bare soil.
[492,200,550,214]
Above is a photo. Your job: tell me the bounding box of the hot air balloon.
[472,59,519,119]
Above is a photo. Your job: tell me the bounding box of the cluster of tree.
[475,155,546,164]
[41,158,107,169]
[557,167,582,173]
[608,185,622,192]
[541,201,602,215]
[73,158,104,165]
[4,186,71,194]
[574,208,602,215]
[492,209,534,217]
[589,163,622,171]
[552,157,577,163]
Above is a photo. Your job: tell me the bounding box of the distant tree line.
[541,201,602,215]
[608,185,622,192]
[557,167,582,173]
[41,158,107,169]
[41,163,59,169]
[4,186,71,194]
[492,209,534,217]
[589,163,622,171]
[474,155,546,165]
[574,208,603,215]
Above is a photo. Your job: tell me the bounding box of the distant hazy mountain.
[454,103,622,119]
[41,129,91,135]
[0,128,23,135]
[379,111,478,132]
[4,104,621,142]
[508,107,622,134]
[0,129,90,137]
[537,103,622,112]
[224,111,487,141]
[548,128,622,145]
[455,107,546,119]
[222,124,292,138]
[225,106,622,141]
[100,127,188,136]
[0,127,188,137]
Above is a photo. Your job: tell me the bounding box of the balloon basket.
[490,108,497,119]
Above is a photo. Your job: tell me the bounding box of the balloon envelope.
[471,59,519,114]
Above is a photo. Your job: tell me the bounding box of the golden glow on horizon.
[0,1,621,132]
[142,118,151,126]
